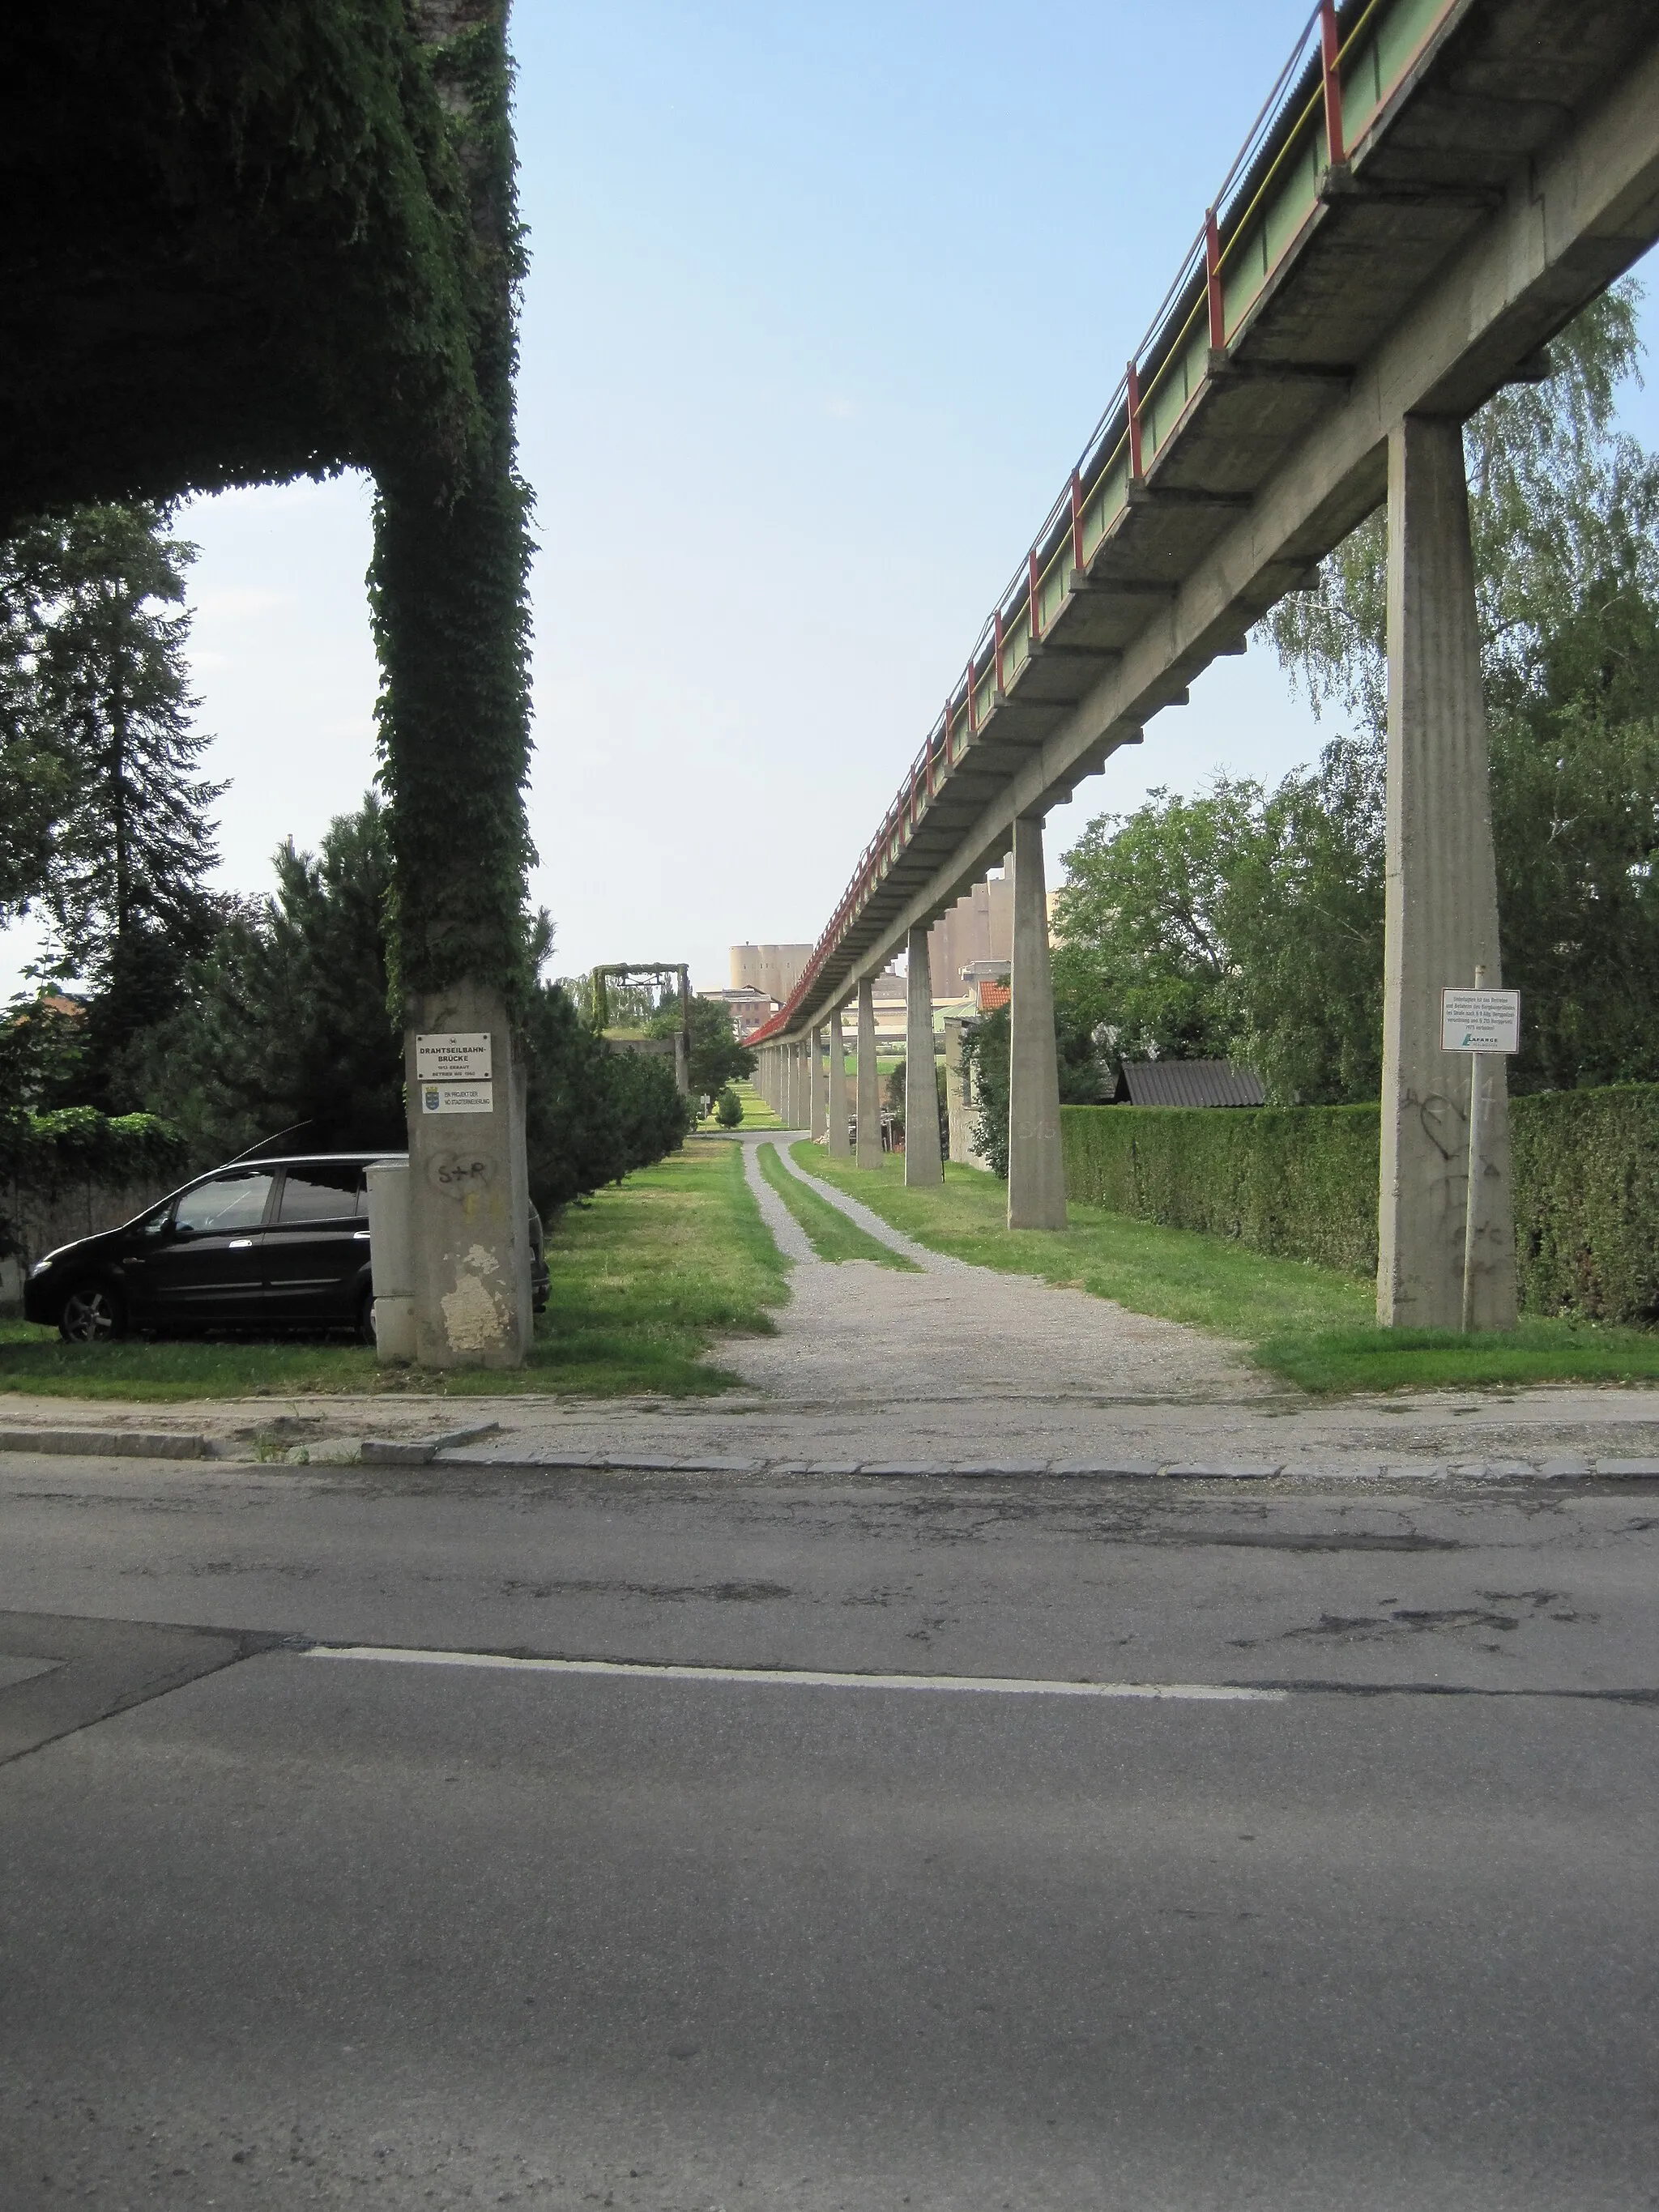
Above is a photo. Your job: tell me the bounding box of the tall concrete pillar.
[855,977,881,1169]
[1379,416,1516,1328]
[944,1017,970,1164]
[904,925,943,1187]
[1007,814,1066,1230]
[405,979,532,1367]
[787,1041,805,1130]
[809,1025,828,1143]
[827,1005,851,1157]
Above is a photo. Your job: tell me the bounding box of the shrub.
[715,1085,744,1128]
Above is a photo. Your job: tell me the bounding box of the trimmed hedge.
[1062,1103,1380,1275]
[1,1110,186,1189]
[1,1111,188,1258]
[1060,1085,1659,1323]
[1510,1085,1659,1323]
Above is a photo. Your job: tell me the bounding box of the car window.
[173,1172,276,1235]
[276,1163,365,1225]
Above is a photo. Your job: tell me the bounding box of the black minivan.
[23,1152,551,1343]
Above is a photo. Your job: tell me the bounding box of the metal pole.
[1461,964,1486,1333]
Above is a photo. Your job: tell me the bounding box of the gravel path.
[735,1133,1259,1413]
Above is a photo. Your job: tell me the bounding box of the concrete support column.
[1007,815,1066,1230]
[809,1025,828,1143]
[1378,416,1516,1328]
[904,925,943,1187]
[944,1017,970,1164]
[787,1041,804,1130]
[827,1005,851,1157]
[855,978,881,1169]
[405,979,532,1368]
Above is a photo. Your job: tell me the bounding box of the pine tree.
[6,504,226,1095]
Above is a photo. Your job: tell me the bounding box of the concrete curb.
[0,1427,209,1460]
[360,1422,501,1467]
[433,1450,1659,1484]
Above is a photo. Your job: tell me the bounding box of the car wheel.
[357,1288,377,1347]
[59,1284,126,1344]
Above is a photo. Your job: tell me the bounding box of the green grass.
[1253,1321,1659,1395]
[791,1142,1659,1396]
[697,1078,782,1131]
[756,1143,918,1269]
[793,1143,1367,1340]
[0,1138,787,1403]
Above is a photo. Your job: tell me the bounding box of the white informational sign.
[1441,988,1520,1054]
[420,1080,495,1116]
[415,1031,493,1081]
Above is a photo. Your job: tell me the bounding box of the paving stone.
[1540,1457,1593,1480]
[855,1461,945,1477]
[365,1421,499,1467]
[1049,1459,1161,1479]
[1595,1458,1659,1478]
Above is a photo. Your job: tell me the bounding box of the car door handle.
[228,1238,254,1250]
[354,1230,371,1241]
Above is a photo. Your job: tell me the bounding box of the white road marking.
[303,1646,1287,1701]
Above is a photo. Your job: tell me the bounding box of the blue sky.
[6,1,1654,997]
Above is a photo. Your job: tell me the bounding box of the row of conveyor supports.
[753,811,1067,1231]
[755,416,1516,1325]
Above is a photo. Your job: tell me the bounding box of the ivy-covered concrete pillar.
[372,0,535,1368]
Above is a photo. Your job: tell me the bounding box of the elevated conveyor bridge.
[751,0,1659,1320]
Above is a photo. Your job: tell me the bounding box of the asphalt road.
[2,1453,1656,2209]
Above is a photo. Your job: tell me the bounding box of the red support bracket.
[1205,205,1226,352]
[1028,548,1043,642]
[1126,360,1145,482]
[1069,467,1085,576]
[1319,0,1346,168]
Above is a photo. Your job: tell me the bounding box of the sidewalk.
[5,1135,1659,1481]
